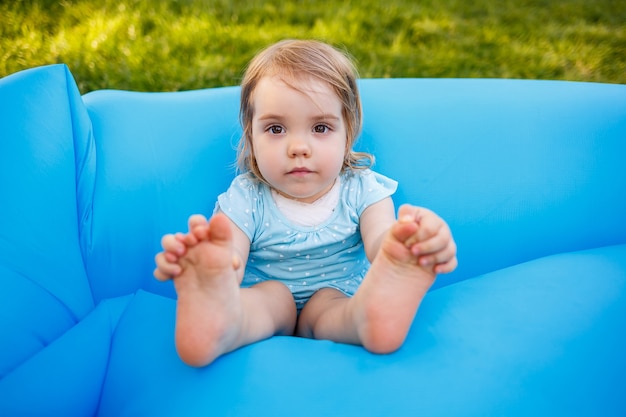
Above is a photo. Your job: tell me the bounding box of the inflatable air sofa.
[1,64,625,416]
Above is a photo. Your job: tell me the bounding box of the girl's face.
[250,76,347,204]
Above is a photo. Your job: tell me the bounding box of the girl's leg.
[297,218,436,353]
[174,213,296,367]
[296,288,357,342]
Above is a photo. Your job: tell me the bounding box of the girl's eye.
[313,124,330,134]
[268,125,284,134]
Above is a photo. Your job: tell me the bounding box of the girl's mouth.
[288,167,312,174]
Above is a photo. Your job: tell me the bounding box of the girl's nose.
[288,137,311,157]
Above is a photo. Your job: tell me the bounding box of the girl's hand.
[154,232,188,281]
[399,205,458,274]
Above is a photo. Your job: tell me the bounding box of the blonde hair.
[237,39,374,182]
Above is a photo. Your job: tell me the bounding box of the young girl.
[154,39,457,367]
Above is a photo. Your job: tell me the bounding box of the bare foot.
[173,213,244,367]
[350,212,437,354]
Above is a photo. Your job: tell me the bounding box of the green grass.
[2,0,625,93]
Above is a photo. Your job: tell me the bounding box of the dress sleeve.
[348,169,398,216]
[214,174,260,241]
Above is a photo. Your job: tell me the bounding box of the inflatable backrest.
[0,65,95,376]
[82,87,241,302]
[81,78,626,300]
[357,79,626,287]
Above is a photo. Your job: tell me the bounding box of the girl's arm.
[224,216,251,284]
[359,197,397,262]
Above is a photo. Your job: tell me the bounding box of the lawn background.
[2,0,625,93]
